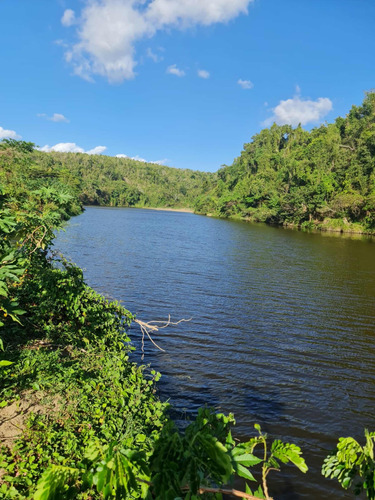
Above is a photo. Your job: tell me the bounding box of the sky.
[0,0,374,172]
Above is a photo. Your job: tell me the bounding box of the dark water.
[54,207,375,499]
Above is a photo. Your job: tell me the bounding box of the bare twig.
[18,224,49,255]
[197,486,267,499]
[134,316,192,359]
[137,478,264,500]
[146,314,193,329]
[339,144,355,151]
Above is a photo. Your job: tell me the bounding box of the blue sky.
[1,0,374,171]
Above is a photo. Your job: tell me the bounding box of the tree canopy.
[195,92,375,233]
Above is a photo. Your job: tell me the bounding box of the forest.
[31,149,215,210]
[0,96,375,499]
[19,92,375,235]
[195,92,375,234]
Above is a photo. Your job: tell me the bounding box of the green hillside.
[2,93,374,234]
[195,92,375,234]
[33,150,216,209]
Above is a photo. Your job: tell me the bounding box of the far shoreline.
[139,206,194,213]
[83,204,195,214]
[83,205,374,237]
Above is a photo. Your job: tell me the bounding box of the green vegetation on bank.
[0,140,310,499]
[20,92,375,235]
[195,92,375,234]
[1,136,375,497]
[31,149,215,210]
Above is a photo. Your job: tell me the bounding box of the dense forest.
[17,92,375,234]
[195,92,375,234]
[32,149,215,209]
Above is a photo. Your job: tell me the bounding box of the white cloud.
[39,143,84,153]
[37,113,70,123]
[61,0,254,83]
[61,9,76,27]
[147,0,251,27]
[197,69,210,79]
[38,143,107,155]
[238,79,253,89]
[54,39,69,48]
[116,153,168,165]
[0,126,21,140]
[86,145,107,155]
[50,113,69,123]
[264,94,333,127]
[166,64,185,77]
[64,0,152,82]
[146,47,163,62]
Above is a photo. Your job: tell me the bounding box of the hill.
[33,150,216,209]
[194,92,375,234]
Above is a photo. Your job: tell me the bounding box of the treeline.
[32,149,216,209]
[8,92,374,234]
[195,92,375,233]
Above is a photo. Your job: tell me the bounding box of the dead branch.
[134,315,192,360]
[197,486,269,499]
[137,478,265,500]
[18,224,49,255]
[339,144,355,151]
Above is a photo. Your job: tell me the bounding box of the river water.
[54,206,375,499]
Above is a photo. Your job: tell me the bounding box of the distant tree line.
[2,92,374,234]
[32,149,216,210]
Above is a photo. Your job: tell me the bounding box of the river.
[54,206,375,499]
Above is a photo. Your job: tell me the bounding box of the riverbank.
[136,206,194,213]
[205,211,374,237]
[0,248,298,500]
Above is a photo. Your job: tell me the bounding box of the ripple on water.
[55,207,375,500]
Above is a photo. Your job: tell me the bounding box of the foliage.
[30,149,216,210]
[322,430,375,499]
[195,92,375,233]
[0,139,373,500]
[4,408,307,499]
[0,245,165,499]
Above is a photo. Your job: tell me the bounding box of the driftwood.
[134,315,192,359]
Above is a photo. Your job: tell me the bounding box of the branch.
[134,316,192,360]
[339,144,355,151]
[197,485,269,500]
[137,478,266,500]
[18,224,49,255]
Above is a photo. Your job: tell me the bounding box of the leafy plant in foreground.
[30,414,308,499]
[322,429,375,499]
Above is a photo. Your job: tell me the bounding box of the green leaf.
[233,453,262,467]
[271,440,308,473]
[0,360,13,367]
[236,463,256,481]
[34,465,79,500]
